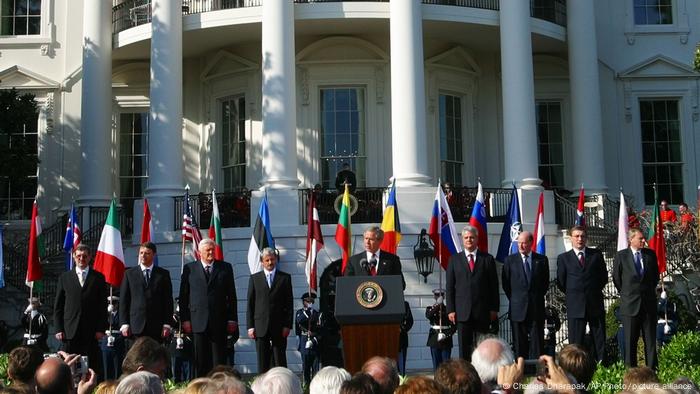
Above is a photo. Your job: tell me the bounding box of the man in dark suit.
[556,226,608,362]
[613,227,659,369]
[53,243,108,379]
[345,226,405,289]
[119,242,174,345]
[247,247,293,374]
[502,231,550,359]
[179,238,238,377]
[446,224,499,359]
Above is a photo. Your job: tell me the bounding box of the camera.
[107,335,115,347]
[176,336,184,350]
[523,359,548,378]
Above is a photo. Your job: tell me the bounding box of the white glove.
[305,339,313,349]
[660,290,667,299]
[664,323,671,334]
[107,304,114,313]
[25,304,33,313]
[436,296,444,304]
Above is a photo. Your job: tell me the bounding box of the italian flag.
[26,200,44,290]
[93,199,125,287]
[335,184,352,274]
[209,190,224,260]
[648,188,667,274]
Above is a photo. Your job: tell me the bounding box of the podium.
[334,275,405,374]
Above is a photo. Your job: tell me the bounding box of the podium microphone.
[360,258,369,274]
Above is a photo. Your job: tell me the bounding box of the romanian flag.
[335,184,352,274]
[209,191,224,260]
[648,187,667,274]
[380,180,401,254]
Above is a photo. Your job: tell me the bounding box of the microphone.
[360,258,369,274]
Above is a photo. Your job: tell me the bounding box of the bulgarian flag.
[648,187,667,274]
[208,190,224,260]
[26,201,44,290]
[335,184,352,274]
[93,199,126,287]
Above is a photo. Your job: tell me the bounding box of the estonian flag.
[247,192,275,274]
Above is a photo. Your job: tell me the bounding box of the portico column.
[389,0,431,186]
[499,1,541,189]
[145,0,184,234]
[260,0,299,189]
[567,0,607,193]
[79,0,112,206]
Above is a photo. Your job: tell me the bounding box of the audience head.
[93,380,118,394]
[361,356,400,394]
[34,357,73,394]
[310,366,352,394]
[204,373,248,394]
[395,376,447,394]
[557,343,596,385]
[185,378,212,394]
[434,358,482,394]
[471,337,514,386]
[340,373,381,394]
[672,377,700,394]
[623,366,660,388]
[121,336,169,378]
[207,365,242,380]
[256,367,302,394]
[115,371,164,394]
[8,345,44,385]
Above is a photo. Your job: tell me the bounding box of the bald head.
[471,337,514,384]
[518,231,534,255]
[35,357,72,394]
[361,357,399,394]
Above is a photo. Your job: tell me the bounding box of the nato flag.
[496,184,521,262]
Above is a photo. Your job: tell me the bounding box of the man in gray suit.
[613,227,659,369]
[247,247,293,373]
[179,239,238,377]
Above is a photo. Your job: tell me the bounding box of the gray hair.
[199,238,216,249]
[310,366,351,394]
[260,247,277,260]
[471,336,514,384]
[363,226,384,240]
[204,375,248,394]
[257,367,302,394]
[628,227,644,240]
[115,371,164,394]
[462,224,478,238]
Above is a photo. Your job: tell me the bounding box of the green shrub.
[589,361,625,394]
[0,353,9,386]
[658,331,700,383]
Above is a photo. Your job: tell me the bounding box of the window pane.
[220,96,246,191]
[29,0,40,15]
[535,101,564,188]
[438,93,464,186]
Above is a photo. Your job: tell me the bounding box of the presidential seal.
[356,281,383,309]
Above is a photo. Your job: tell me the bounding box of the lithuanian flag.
[380,180,401,254]
[335,184,352,274]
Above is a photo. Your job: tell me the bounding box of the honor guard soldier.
[101,295,125,380]
[295,292,321,386]
[425,289,455,371]
[21,297,48,351]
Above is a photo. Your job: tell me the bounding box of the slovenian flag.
[468,181,488,252]
[532,192,545,255]
[429,182,462,269]
[575,186,585,228]
[380,179,401,254]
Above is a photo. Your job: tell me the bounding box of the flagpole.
[437,180,444,338]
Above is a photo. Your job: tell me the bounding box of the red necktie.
[370,254,377,276]
[578,252,585,268]
[468,254,475,272]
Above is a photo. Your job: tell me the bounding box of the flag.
[62,204,81,271]
[305,191,324,292]
[648,187,667,274]
[532,192,545,255]
[335,184,352,274]
[429,183,462,269]
[140,199,159,266]
[208,191,224,260]
[380,180,401,254]
[26,201,44,289]
[182,189,203,261]
[575,186,585,228]
[0,225,5,289]
[93,199,126,287]
[468,181,488,252]
[496,184,522,261]
[617,192,629,251]
[248,192,275,274]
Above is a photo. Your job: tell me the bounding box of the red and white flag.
[305,192,324,293]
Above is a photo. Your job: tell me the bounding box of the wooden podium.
[335,275,405,374]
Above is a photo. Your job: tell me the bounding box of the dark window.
[119,113,149,202]
[0,0,41,36]
[221,96,246,191]
[640,99,682,204]
[439,94,464,186]
[536,101,564,188]
[634,0,673,25]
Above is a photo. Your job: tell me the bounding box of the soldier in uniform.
[543,305,561,357]
[170,297,194,383]
[21,297,48,351]
[295,292,321,386]
[100,295,125,380]
[425,289,455,371]
[656,287,678,348]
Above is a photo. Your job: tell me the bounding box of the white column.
[260,0,299,189]
[145,0,184,234]
[79,0,112,206]
[499,1,541,190]
[567,0,607,193]
[389,0,431,186]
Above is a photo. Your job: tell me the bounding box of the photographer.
[35,352,96,394]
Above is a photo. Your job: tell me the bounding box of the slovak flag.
[532,192,546,255]
[429,183,462,269]
[468,181,488,252]
[575,186,585,228]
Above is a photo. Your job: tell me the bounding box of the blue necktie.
[634,251,644,277]
[523,255,532,284]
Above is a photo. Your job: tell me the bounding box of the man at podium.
[345,227,405,289]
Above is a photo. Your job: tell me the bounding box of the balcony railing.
[173,190,251,231]
[113,0,565,34]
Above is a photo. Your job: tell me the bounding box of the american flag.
[182,188,202,260]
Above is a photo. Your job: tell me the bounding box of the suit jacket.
[119,265,174,335]
[54,268,108,339]
[556,248,608,319]
[446,250,499,323]
[178,260,238,338]
[502,252,550,322]
[612,248,659,317]
[246,269,293,338]
[345,251,405,289]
